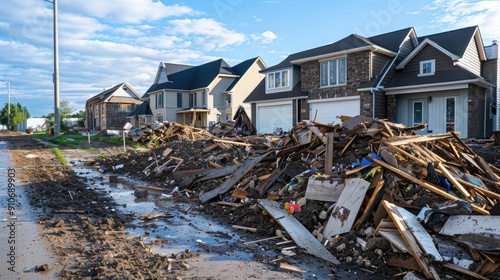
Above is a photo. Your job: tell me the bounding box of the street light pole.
[44,0,60,136]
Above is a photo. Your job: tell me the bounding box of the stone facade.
[467,84,487,138]
[106,103,137,130]
[386,95,397,122]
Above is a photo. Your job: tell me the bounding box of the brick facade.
[301,51,373,118]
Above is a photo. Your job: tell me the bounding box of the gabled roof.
[264,27,412,72]
[243,79,307,103]
[145,58,239,94]
[128,100,152,117]
[225,57,265,92]
[385,65,493,90]
[86,82,140,105]
[396,26,486,69]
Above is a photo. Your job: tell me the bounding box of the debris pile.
[94,115,500,279]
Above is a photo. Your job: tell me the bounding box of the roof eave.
[290,45,396,65]
[385,78,493,92]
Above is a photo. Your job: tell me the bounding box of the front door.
[410,99,428,134]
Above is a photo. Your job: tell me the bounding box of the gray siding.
[404,45,454,72]
[372,53,391,77]
[459,38,481,76]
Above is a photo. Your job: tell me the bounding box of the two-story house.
[144,57,266,128]
[85,82,142,133]
[383,26,495,139]
[245,28,416,133]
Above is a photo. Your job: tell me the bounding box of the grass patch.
[52,147,68,166]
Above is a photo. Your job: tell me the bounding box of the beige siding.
[456,37,481,76]
[228,60,266,122]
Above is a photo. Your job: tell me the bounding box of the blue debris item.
[360,152,382,166]
[438,176,451,192]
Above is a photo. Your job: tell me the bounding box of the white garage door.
[257,103,293,134]
[310,98,360,125]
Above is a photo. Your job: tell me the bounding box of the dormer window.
[419,59,435,76]
[267,70,289,90]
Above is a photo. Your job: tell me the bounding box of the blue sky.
[0,0,499,117]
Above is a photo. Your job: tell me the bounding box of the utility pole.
[0,80,10,130]
[44,0,60,136]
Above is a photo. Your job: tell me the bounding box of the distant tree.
[0,102,30,129]
[60,100,74,119]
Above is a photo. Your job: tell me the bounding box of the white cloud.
[59,0,196,24]
[167,18,247,51]
[425,0,500,43]
[250,31,277,44]
[253,15,262,22]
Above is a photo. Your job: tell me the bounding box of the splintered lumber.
[325,132,334,174]
[303,120,327,143]
[377,228,409,253]
[353,172,384,230]
[199,152,271,203]
[279,262,307,273]
[256,166,288,197]
[214,138,253,147]
[258,199,340,264]
[475,155,500,181]
[305,177,344,202]
[435,161,473,201]
[133,184,164,191]
[322,178,370,239]
[439,215,500,236]
[243,235,286,245]
[381,200,441,280]
[372,158,490,215]
[139,211,167,220]
[232,225,257,232]
[386,133,453,146]
[176,164,242,188]
[396,206,443,262]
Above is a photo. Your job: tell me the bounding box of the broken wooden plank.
[439,215,500,236]
[232,225,257,232]
[381,200,441,279]
[243,235,286,245]
[139,211,167,221]
[322,178,370,239]
[133,184,164,191]
[325,132,334,174]
[216,201,246,208]
[396,206,443,262]
[279,262,306,273]
[435,161,473,201]
[214,138,252,147]
[199,152,271,203]
[256,166,287,197]
[386,133,453,146]
[303,120,327,143]
[353,172,384,230]
[304,177,344,202]
[257,199,339,264]
[475,155,500,181]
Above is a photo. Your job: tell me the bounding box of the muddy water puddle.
[69,160,310,279]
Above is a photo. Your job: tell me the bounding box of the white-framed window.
[320,57,346,87]
[419,59,435,76]
[225,94,231,106]
[202,91,206,107]
[189,93,197,108]
[139,116,146,123]
[118,104,132,112]
[267,70,290,89]
[156,114,164,122]
[155,92,164,109]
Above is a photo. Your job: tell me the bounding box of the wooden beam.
[199,152,271,203]
[435,161,473,201]
[325,132,334,174]
[372,158,489,215]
